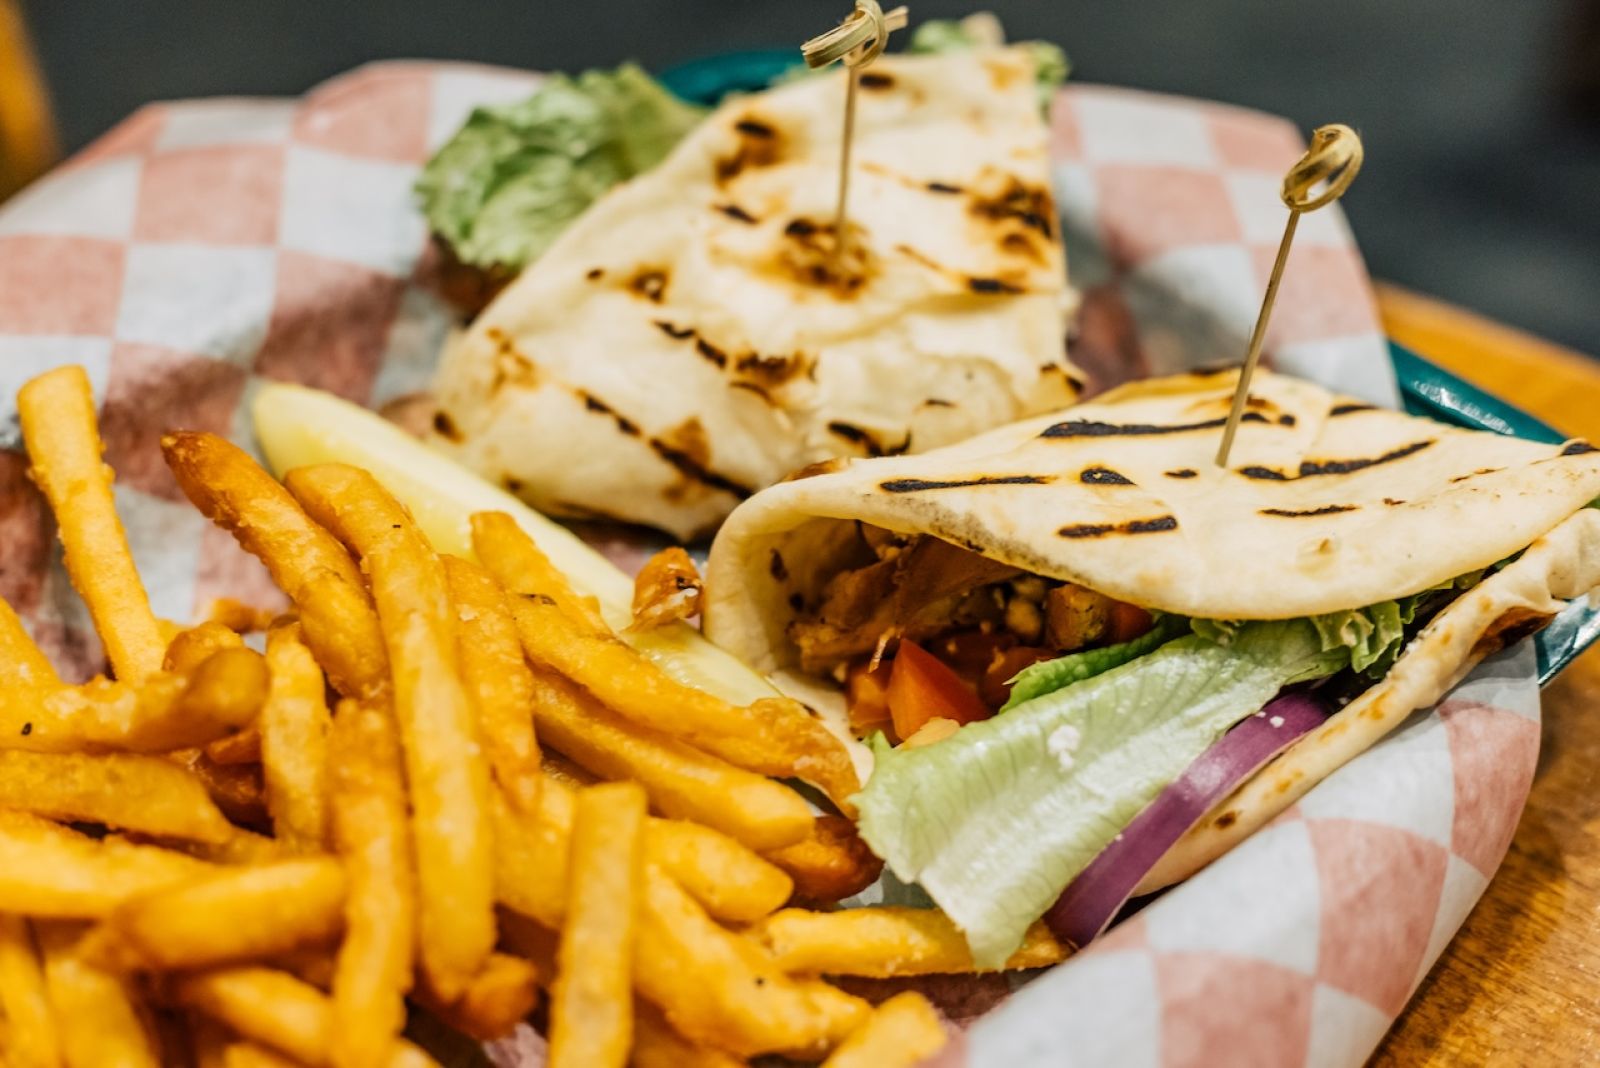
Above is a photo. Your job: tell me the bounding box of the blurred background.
[6,0,1599,356]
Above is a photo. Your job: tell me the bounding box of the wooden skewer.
[1215,124,1364,467]
[802,0,909,264]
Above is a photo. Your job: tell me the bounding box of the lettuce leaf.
[416,64,703,272]
[1000,615,1186,711]
[1196,569,1486,677]
[855,620,1346,966]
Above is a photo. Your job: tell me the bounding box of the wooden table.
[1370,284,1600,1065]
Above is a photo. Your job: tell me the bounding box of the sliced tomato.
[887,640,990,742]
[845,659,894,736]
[1107,600,1155,644]
[979,645,1058,709]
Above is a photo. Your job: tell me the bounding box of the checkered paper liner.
[0,62,1538,1067]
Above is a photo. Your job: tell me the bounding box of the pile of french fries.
[0,365,1067,1068]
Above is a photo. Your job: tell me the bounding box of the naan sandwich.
[703,367,1600,964]
[428,46,1081,539]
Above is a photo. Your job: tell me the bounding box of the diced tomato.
[1107,601,1155,644]
[979,645,1058,709]
[887,640,990,741]
[845,659,894,736]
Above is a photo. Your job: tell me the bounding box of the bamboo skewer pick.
[1215,124,1364,467]
[802,0,909,264]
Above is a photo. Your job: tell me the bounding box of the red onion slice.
[1044,690,1331,949]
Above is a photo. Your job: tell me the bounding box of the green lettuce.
[416,64,703,272]
[908,15,1069,108]
[1000,615,1186,711]
[1195,569,1486,677]
[855,620,1347,966]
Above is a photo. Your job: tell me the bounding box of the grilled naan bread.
[429,47,1080,539]
[703,368,1600,881]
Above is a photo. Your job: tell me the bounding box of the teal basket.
[659,53,1600,687]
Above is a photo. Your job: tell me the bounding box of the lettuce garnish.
[1000,615,1185,711]
[855,620,1347,966]
[416,64,703,272]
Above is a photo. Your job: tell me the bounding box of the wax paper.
[0,61,1541,1066]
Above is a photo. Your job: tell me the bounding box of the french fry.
[178,749,269,829]
[0,597,58,689]
[190,1013,234,1068]
[168,827,292,867]
[820,991,947,1068]
[0,749,234,843]
[205,597,278,634]
[629,546,703,630]
[18,365,166,681]
[293,567,391,700]
[175,967,439,1068]
[261,624,332,851]
[470,511,609,635]
[223,1044,304,1068]
[414,952,539,1043]
[329,700,414,1068]
[286,463,495,1001]
[761,815,884,906]
[205,725,262,766]
[37,921,161,1068]
[633,868,869,1058]
[549,782,647,1068]
[631,1003,747,1068]
[95,858,346,972]
[164,621,245,675]
[541,750,595,788]
[442,555,540,814]
[490,786,570,929]
[0,811,213,919]
[161,431,388,700]
[644,819,793,925]
[0,648,267,754]
[530,668,812,851]
[507,596,859,805]
[0,915,61,1068]
[754,907,1068,978]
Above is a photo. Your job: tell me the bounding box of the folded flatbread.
[429,47,1080,539]
[703,367,1600,955]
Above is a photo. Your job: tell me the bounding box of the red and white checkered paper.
[0,62,1538,1067]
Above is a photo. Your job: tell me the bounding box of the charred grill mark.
[503,476,524,493]
[648,437,754,500]
[653,320,695,340]
[1058,515,1179,538]
[788,592,806,611]
[733,352,804,384]
[858,71,895,89]
[1042,413,1270,439]
[1561,440,1597,456]
[695,338,729,369]
[626,267,668,303]
[1260,504,1359,517]
[1329,402,1376,416]
[967,276,1024,295]
[714,203,758,224]
[828,422,909,457]
[1278,414,1297,427]
[1080,467,1134,485]
[431,410,462,443]
[923,398,955,408]
[925,181,963,194]
[717,118,783,182]
[970,178,1056,240]
[1166,468,1198,479]
[1384,497,1406,506]
[1298,440,1434,477]
[769,549,789,581]
[1450,467,1504,483]
[785,218,817,237]
[585,267,604,281]
[1239,440,1436,481]
[729,381,773,403]
[879,475,1053,493]
[578,391,642,437]
[781,458,849,482]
